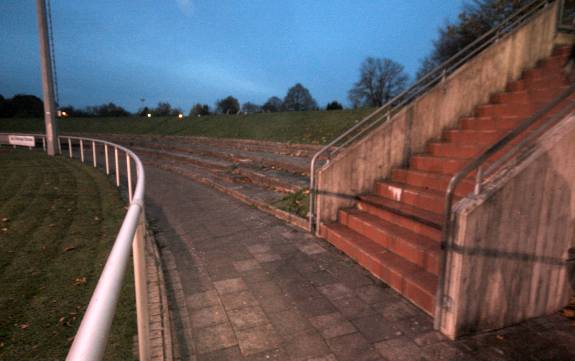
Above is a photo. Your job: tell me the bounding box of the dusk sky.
[0,1,466,112]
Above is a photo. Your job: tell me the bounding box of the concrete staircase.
[320,46,572,316]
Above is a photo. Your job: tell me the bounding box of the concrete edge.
[151,161,309,231]
[145,224,175,361]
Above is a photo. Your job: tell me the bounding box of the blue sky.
[0,1,466,112]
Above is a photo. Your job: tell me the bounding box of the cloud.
[175,0,193,17]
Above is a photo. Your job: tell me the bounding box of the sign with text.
[8,135,35,147]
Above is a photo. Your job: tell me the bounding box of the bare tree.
[283,83,318,112]
[348,57,408,108]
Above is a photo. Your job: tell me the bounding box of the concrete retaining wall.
[438,112,575,339]
[316,2,559,224]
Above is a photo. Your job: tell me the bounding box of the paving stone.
[420,342,478,361]
[236,323,281,356]
[187,290,222,310]
[284,282,323,301]
[355,285,399,305]
[190,305,228,329]
[247,244,272,254]
[250,280,285,298]
[394,314,434,338]
[258,292,295,314]
[302,270,338,286]
[241,269,272,284]
[330,296,376,319]
[197,345,243,361]
[412,331,448,347]
[206,264,240,281]
[318,283,355,300]
[352,313,404,342]
[374,336,422,361]
[214,278,248,295]
[310,312,356,339]
[306,354,338,361]
[220,290,258,311]
[195,323,238,354]
[373,300,420,322]
[228,306,269,330]
[234,259,262,272]
[296,295,337,317]
[327,332,383,361]
[283,329,331,361]
[296,242,326,255]
[244,347,289,361]
[252,252,282,263]
[268,309,313,340]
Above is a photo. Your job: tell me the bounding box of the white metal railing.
[0,133,151,361]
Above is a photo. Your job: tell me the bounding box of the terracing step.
[321,223,437,315]
[375,180,447,214]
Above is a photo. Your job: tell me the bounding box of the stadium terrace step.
[320,46,572,315]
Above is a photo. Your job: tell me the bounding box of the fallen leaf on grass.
[1,217,9,222]
[18,324,29,330]
[562,309,575,319]
[496,335,505,341]
[73,277,87,286]
[94,216,100,222]
[63,246,77,252]
[1,228,7,232]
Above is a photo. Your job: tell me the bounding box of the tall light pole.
[36,0,59,156]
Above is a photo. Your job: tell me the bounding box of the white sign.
[8,135,35,147]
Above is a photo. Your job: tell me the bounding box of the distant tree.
[262,96,283,112]
[241,102,261,114]
[417,0,531,79]
[283,83,318,112]
[326,101,343,111]
[86,102,130,117]
[153,102,173,116]
[2,94,44,117]
[190,103,210,117]
[59,105,90,117]
[348,57,408,108]
[0,95,6,117]
[138,106,151,117]
[216,96,240,114]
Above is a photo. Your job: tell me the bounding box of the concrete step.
[375,180,446,214]
[391,168,474,197]
[443,129,506,145]
[459,115,522,131]
[357,194,442,241]
[321,223,437,315]
[475,103,535,118]
[410,155,468,175]
[338,209,440,275]
[427,142,483,159]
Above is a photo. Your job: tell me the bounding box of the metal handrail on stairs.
[434,82,575,328]
[309,0,556,233]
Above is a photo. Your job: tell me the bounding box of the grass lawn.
[0,108,373,144]
[0,149,136,360]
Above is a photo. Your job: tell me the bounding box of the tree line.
[1,0,523,119]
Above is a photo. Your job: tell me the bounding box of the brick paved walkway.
[145,166,575,361]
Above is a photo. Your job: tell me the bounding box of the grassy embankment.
[0,150,136,360]
[0,108,373,144]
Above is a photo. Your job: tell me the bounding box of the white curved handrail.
[0,133,150,361]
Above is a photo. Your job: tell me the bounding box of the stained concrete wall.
[438,112,575,339]
[316,2,559,224]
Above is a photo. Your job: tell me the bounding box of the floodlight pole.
[36,0,59,156]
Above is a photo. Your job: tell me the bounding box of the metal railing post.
[68,137,72,158]
[42,137,46,151]
[58,137,62,155]
[92,141,97,168]
[115,147,120,187]
[127,154,133,202]
[133,212,151,361]
[105,144,110,175]
[80,139,84,163]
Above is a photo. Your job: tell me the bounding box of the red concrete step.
[391,168,474,197]
[459,115,522,131]
[321,223,437,315]
[444,129,506,145]
[338,209,440,275]
[490,90,531,105]
[410,155,468,175]
[427,142,483,159]
[476,103,535,118]
[375,180,445,214]
[525,74,568,90]
[357,193,442,241]
[552,46,571,57]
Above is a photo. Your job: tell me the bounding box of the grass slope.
[0,108,373,144]
[0,150,136,361]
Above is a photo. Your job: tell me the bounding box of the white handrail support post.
[68,137,72,158]
[92,141,97,168]
[115,147,120,187]
[127,154,133,202]
[80,139,84,163]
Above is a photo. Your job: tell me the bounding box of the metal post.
[42,137,46,151]
[92,141,97,168]
[133,212,151,361]
[127,154,133,202]
[105,144,110,175]
[36,0,59,156]
[115,147,120,187]
[474,166,483,195]
[80,139,84,163]
[68,137,72,158]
